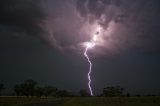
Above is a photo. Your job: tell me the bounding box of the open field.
[62,97,160,106]
[1,96,160,106]
[0,96,68,106]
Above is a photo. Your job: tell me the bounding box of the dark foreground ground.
[0,97,68,106]
[0,96,160,106]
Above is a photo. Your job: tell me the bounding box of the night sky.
[0,0,160,95]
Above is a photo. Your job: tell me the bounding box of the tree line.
[14,80,74,97]
[1,79,154,97]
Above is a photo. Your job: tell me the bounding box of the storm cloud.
[76,0,160,56]
[0,0,160,56]
[0,0,45,36]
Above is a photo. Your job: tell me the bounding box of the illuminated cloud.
[0,0,160,56]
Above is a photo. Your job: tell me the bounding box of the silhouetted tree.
[14,79,37,96]
[103,86,125,97]
[0,83,4,95]
[56,90,71,97]
[79,89,90,97]
[135,94,141,97]
[35,87,44,97]
[43,86,58,96]
[14,85,22,96]
[14,79,77,97]
[126,93,130,97]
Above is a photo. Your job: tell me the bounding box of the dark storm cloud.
[76,0,125,25]
[0,0,45,36]
[127,0,160,55]
[0,0,160,56]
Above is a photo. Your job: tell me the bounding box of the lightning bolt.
[84,26,101,96]
[84,46,93,96]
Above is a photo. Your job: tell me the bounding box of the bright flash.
[86,42,95,48]
[93,35,97,42]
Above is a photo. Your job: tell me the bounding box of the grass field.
[0,96,160,106]
[62,97,160,106]
[0,96,67,106]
